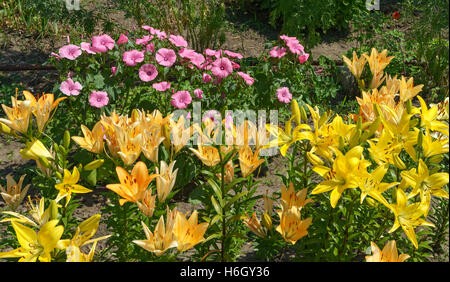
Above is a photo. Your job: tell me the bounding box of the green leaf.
[224,191,249,210]
[211,195,222,215]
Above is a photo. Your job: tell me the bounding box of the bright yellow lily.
[0,220,64,262]
[417,95,449,137]
[54,167,92,206]
[19,138,53,161]
[311,146,370,208]
[400,159,449,203]
[388,189,435,249]
[358,165,398,207]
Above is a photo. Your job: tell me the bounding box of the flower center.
[97,98,102,102]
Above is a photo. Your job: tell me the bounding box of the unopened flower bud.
[84,159,104,171]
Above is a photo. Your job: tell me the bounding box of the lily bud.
[291,100,301,125]
[84,159,104,171]
[366,197,378,207]
[373,103,381,117]
[429,154,444,164]
[417,130,423,148]
[0,122,12,135]
[63,130,71,149]
[38,156,51,168]
[406,99,412,114]
[393,154,406,170]
[55,171,63,180]
[300,106,308,123]
[49,200,59,220]
[339,136,346,150]
[307,152,324,166]
[262,212,273,231]
[349,128,361,148]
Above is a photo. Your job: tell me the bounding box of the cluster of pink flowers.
[54,25,260,110]
[270,35,310,64]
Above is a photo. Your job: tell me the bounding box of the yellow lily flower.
[22,91,66,133]
[156,160,178,203]
[19,138,53,161]
[54,167,92,206]
[136,188,156,218]
[142,126,165,163]
[72,122,105,154]
[342,51,367,80]
[238,145,265,178]
[1,196,53,227]
[276,206,312,245]
[0,95,33,135]
[115,125,143,167]
[169,115,194,153]
[417,95,449,137]
[189,145,221,167]
[133,217,177,256]
[0,174,30,211]
[243,212,267,238]
[422,129,449,158]
[358,165,398,207]
[311,146,370,208]
[363,48,394,78]
[398,76,423,103]
[216,160,236,184]
[106,161,158,206]
[58,214,110,250]
[0,220,64,262]
[264,117,312,157]
[280,182,313,210]
[400,159,449,202]
[173,210,209,252]
[66,241,98,262]
[388,189,435,249]
[366,240,410,262]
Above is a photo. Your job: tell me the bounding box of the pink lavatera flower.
[298,53,310,64]
[123,50,145,66]
[237,72,255,86]
[269,46,287,58]
[211,57,233,79]
[139,64,158,82]
[80,42,97,54]
[111,66,117,77]
[136,35,153,45]
[202,73,212,83]
[194,89,203,99]
[89,91,109,108]
[152,81,171,92]
[92,34,115,53]
[224,50,243,59]
[146,43,155,53]
[277,87,292,103]
[156,48,176,67]
[169,35,188,48]
[117,34,129,45]
[171,91,192,109]
[60,78,83,96]
[58,44,82,60]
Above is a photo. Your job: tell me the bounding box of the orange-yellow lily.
[23,91,66,133]
[54,167,92,206]
[72,122,105,154]
[106,161,158,206]
[173,210,209,252]
[366,240,410,262]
